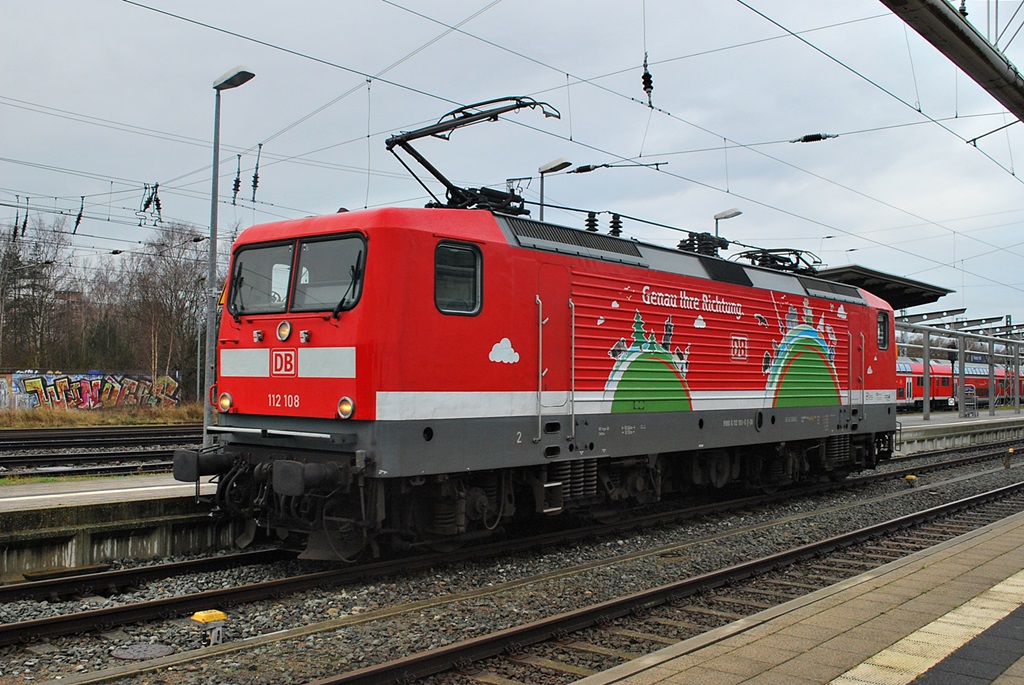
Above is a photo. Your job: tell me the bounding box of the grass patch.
[0,403,203,429]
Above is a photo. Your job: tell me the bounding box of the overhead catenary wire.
[49,0,506,236]
[8,0,1024,305]
[733,0,1020,180]
[120,0,466,109]
[365,78,373,210]
[11,2,1015,254]
[382,1,1024,264]
[995,0,1024,47]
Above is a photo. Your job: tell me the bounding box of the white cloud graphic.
[597,317,605,325]
[694,316,706,329]
[611,301,620,308]
[489,338,520,364]
[837,305,847,320]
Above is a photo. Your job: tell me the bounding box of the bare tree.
[0,217,73,370]
[120,223,207,388]
[79,254,135,370]
[0,217,211,399]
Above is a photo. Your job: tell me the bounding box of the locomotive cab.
[220,229,365,419]
[176,218,373,558]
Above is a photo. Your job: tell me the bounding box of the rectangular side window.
[435,243,481,315]
[876,312,890,350]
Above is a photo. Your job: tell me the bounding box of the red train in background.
[174,98,899,560]
[895,356,1023,411]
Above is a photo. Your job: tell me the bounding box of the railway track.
[0,424,201,452]
[328,484,1024,685]
[0,450,176,476]
[0,424,200,475]
[0,549,293,604]
[0,452,1020,684]
[0,447,1011,609]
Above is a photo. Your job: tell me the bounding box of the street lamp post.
[713,208,742,240]
[538,158,571,221]
[205,66,255,447]
[196,307,203,404]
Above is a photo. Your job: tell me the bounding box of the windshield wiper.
[227,275,242,322]
[332,250,363,319]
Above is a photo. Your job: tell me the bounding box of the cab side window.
[876,312,890,350]
[435,242,481,315]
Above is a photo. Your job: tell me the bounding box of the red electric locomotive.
[174,206,897,559]
[174,99,898,560]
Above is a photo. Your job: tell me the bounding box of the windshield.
[229,242,293,315]
[227,235,365,316]
[292,236,364,313]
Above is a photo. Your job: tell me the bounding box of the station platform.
[0,475,223,581]
[896,410,1024,455]
[0,473,213,512]
[577,510,1024,685]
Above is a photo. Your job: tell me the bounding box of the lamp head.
[538,158,572,174]
[714,208,742,221]
[213,66,255,91]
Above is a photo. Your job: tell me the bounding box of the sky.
[5,0,1024,325]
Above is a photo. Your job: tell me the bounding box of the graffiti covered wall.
[0,372,182,410]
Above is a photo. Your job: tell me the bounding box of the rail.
[0,448,1016,648]
[323,481,1024,684]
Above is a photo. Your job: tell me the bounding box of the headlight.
[217,392,233,413]
[337,396,354,419]
[276,320,292,341]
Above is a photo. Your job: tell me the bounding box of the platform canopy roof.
[815,264,953,311]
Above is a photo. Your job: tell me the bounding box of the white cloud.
[836,305,848,320]
[694,316,706,329]
[489,338,520,364]
[597,316,605,325]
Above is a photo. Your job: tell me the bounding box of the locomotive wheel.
[313,498,369,562]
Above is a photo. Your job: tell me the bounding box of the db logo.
[271,349,296,376]
[730,335,748,361]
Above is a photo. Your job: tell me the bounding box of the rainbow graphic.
[764,324,841,407]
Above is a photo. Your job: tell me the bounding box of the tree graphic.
[632,311,656,350]
[631,312,645,344]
